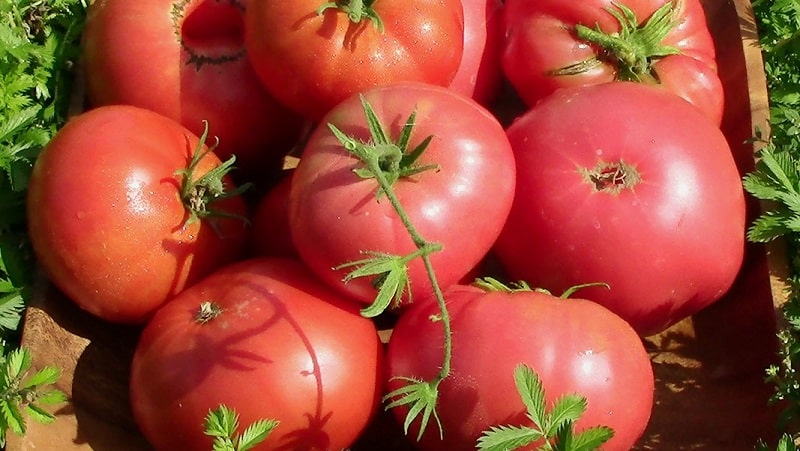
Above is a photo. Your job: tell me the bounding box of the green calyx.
[555,1,682,82]
[175,120,251,227]
[473,277,610,299]
[327,95,439,198]
[317,0,384,33]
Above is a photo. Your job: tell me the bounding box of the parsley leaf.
[477,364,614,451]
[0,0,87,346]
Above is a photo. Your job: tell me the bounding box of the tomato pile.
[25,0,747,449]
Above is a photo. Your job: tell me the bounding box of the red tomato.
[130,257,383,451]
[386,283,655,450]
[26,105,248,324]
[494,82,746,336]
[502,0,724,124]
[250,170,297,258]
[288,82,516,306]
[81,0,304,181]
[244,0,465,122]
[447,0,504,106]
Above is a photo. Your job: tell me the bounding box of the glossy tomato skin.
[250,170,297,258]
[244,0,465,122]
[447,0,504,106]
[289,82,516,306]
[130,257,383,451]
[386,284,654,450]
[27,105,248,324]
[81,0,304,180]
[494,82,746,336]
[502,0,724,124]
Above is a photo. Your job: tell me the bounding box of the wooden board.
[7,0,785,449]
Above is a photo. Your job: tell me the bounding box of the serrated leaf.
[3,348,30,386]
[0,400,25,435]
[33,389,67,405]
[545,394,587,437]
[569,425,614,451]
[476,424,542,451]
[23,403,55,425]
[21,366,59,389]
[205,404,239,438]
[236,418,279,451]
[513,364,546,428]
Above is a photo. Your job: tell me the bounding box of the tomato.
[250,170,297,258]
[447,0,504,106]
[385,283,655,450]
[26,105,248,324]
[493,82,746,336]
[81,0,304,181]
[130,257,383,450]
[244,0,465,122]
[288,82,516,306]
[501,0,724,124]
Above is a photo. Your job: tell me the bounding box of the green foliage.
[749,0,800,447]
[477,364,613,451]
[0,344,67,447]
[204,404,279,451]
[0,0,87,345]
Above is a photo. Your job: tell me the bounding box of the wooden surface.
[7,0,784,449]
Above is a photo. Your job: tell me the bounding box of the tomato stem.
[327,96,452,439]
[317,0,384,32]
[561,1,681,81]
[175,120,251,228]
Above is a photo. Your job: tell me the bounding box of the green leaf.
[478,364,613,451]
[236,418,280,451]
[545,394,587,437]
[476,424,542,451]
[204,404,239,439]
[22,366,60,390]
[204,404,277,451]
[0,400,25,435]
[570,426,615,451]
[383,377,442,441]
[23,403,55,425]
[514,364,546,428]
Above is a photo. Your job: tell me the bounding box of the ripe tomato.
[81,0,304,181]
[447,0,504,106]
[385,283,655,450]
[494,82,746,336]
[250,170,297,258]
[502,0,724,124]
[288,82,516,306]
[129,257,383,451]
[26,105,248,324]
[244,0,465,122]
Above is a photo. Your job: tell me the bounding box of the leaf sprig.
[0,346,67,447]
[477,364,614,451]
[204,404,279,451]
[326,96,451,440]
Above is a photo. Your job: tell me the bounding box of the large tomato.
[502,0,724,124]
[244,0,465,122]
[493,82,746,336]
[385,283,655,450]
[288,82,516,307]
[81,0,304,181]
[26,105,248,324]
[130,257,383,450]
[447,0,504,106]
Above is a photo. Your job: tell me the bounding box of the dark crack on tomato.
[580,160,640,195]
[171,0,246,71]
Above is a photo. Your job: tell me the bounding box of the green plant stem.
[358,146,452,384]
